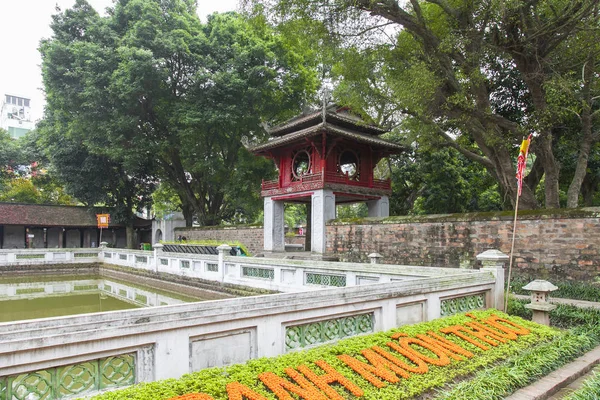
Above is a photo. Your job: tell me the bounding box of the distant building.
[0,202,152,249]
[1,94,34,139]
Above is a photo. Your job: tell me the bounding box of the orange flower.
[168,394,214,400]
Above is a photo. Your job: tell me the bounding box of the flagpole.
[505,193,520,311]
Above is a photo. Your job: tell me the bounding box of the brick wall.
[174,208,600,281]
[327,208,600,281]
[175,225,265,255]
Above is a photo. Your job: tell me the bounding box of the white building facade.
[1,94,34,139]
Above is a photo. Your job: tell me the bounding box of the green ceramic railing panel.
[58,362,97,396]
[160,258,169,266]
[285,312,374,351]
[0,377,6,398]
[74,253,97,258]
[305,273,346,287]
[74,284,98,291]
[99,355,135,389]
[104,252,112,258]
[0,353,135,399]
[15,288,44,295]
[135,256,147,264]
[206,263,218,272]
[15,254,45,260]
[135,294,147,304]
[440,293,486,317]
[242,266,274,280]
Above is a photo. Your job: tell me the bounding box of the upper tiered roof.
[251,105,403,154]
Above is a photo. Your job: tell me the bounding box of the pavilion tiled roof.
[250,122,404,154]
[0,202,151,228]
[267,107,387,137]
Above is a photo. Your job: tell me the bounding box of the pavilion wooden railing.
[261,173,391,191]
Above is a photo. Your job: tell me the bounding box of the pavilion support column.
[311,189,336,254]
[305,203,312,252]
[367,195,390,218]
[264,196,285,252]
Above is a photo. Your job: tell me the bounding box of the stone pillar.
[153,243,164,273]
[367,195,390,218]
[311,189,336,254]
[264,197,285,252]
[305,203,312,252]
[476,249,508,312]
[217,244,232,282]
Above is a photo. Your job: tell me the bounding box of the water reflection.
[0,276,207,322]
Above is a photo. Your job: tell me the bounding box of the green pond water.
[0,275,212,323]
[0,293,137,322]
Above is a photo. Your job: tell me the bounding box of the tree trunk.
[567,55,596,208]
[126,223,135,249]
[537,132,561,208]
[582,174,597,206]
[181,201,194,227]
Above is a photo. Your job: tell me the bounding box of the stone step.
[546,365,600,399]
[506,344,600,400]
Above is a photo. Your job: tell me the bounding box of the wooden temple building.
[251,105,403,254]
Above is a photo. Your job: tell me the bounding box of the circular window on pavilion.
[339,149,360,180]
[292,149,312,180]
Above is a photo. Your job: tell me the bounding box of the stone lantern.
[522,279,558,326]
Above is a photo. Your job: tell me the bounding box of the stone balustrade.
[0,246,508,399]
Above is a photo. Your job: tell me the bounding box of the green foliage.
[39,0,317,228]
[247,0,600,211]
[152,184,183,220]
[337,203,368,219]
[0,129,76,205]
[563,369,600,400]
[0,178,41,203]
[92,311,557,400]
[390,146,503,215]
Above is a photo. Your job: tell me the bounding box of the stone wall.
[327,208,600,281]
[0,263,100,277]
[175,225,264,255]
[175,208,600,281]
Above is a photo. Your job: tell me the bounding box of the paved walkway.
[546,365,600,400]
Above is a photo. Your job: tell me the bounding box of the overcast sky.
[0,0,238,121]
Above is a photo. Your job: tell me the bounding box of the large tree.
[40,0,317,226]
[247,0,600,210]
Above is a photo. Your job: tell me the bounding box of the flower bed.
[93,310,558,400]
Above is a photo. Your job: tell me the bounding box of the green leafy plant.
[563,369,600,400]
